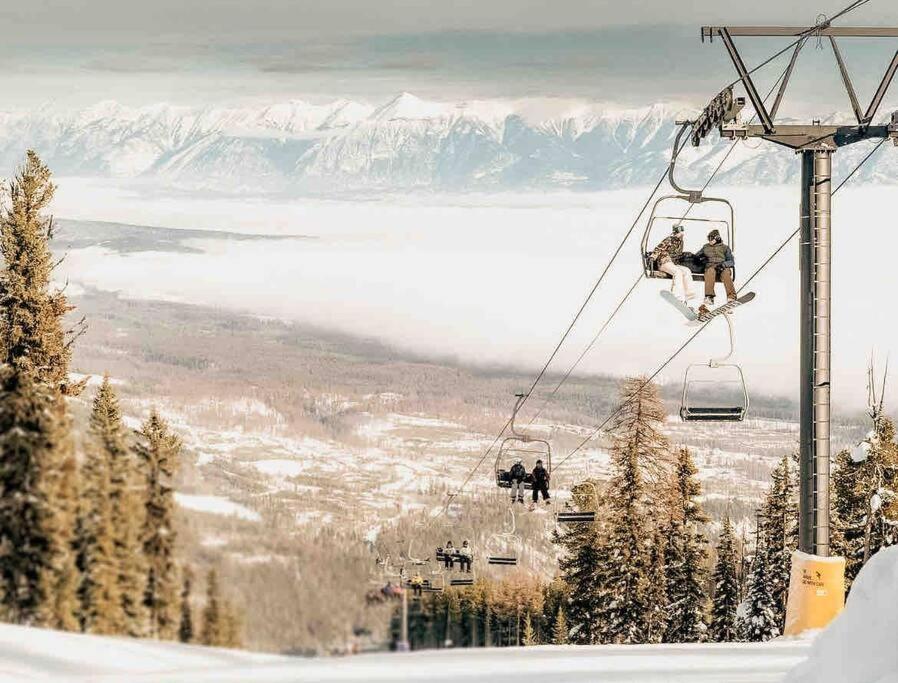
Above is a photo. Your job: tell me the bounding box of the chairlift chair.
[556,481,599,525]
[486,508,523,567]
[495,394,552,490]
[641,123,737,282]
[679,313,749,422]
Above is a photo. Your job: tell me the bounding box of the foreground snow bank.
[0,624,810,683]
[784,544,898,683]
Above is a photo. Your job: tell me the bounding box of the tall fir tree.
[761,454,798,628]
[77,437,123,634]
[90,376,147,635]
[663,448,709,643]
[645,528,669,644]
[179,567,195,644]
[138,410,181,639]
[738,535,780,642]
[554,481,605,644]
[522,612,537,646]
[0,152,81,629]
[552,605,568,645]
[200,568,223,647]
[596,376,668,644]
[709,516,740,642]
[831,409,898,586]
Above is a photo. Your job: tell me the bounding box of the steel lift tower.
[697,22,898,631]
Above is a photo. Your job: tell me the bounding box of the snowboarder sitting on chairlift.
[531,459,551,505]
[509,458,527,504]
[410,572,425,598]
[458,540,473,573]
[443,541,456,569]
[699,228,736,316]
[650,224,697,303]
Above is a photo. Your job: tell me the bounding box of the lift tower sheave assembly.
[699,21,898,634]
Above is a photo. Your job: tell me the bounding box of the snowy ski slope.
[0,623,810,683]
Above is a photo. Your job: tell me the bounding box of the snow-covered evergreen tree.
[138,410,182,639]
[91,376,149,635]
[595,376,669,644]
[0,152,81,629]
[552,605,568,645]
[832,407,898,586]
[709,516,740,642]
[761,454,798,628]
[645,528,669,644]
[663,448,709,643]
[737,535,779,642]
[179,567,194,644]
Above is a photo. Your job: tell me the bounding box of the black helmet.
[672,224,684,234]
[536,459,543,465]
[708,229,721,242]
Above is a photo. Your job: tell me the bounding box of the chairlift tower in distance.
[698,21,898,634]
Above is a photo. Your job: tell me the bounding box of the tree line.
[0,151,242,648]
[391,374,896,649]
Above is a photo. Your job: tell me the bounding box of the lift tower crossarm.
[703,26,898,38]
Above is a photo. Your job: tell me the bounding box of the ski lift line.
[434,2,870,520]
[553,132,888,474]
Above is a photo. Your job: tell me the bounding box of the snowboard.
[660,290,698,321]
[696,292,755,323]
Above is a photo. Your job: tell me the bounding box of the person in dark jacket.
[509,458,527,504]
[443,541,456,569]
[531,459,551,505]
[699,228,736,314]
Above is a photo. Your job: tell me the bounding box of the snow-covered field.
[0,623,810,683]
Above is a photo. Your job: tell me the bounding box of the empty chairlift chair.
[555,481,599,525]
[495,393,552,490]
[679,312,749,422]
[486,508,523,567]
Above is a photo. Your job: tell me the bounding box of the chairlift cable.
[553,131,888,474]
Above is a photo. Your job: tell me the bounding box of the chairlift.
[495,393,552,489]
[679,313,749,422]
[486,508,523,566]
[556,481,599,525]
[641,123,736,282]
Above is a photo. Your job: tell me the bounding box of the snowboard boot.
[698,296,714,316]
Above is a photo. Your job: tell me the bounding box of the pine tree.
[78,440,123,634]
[200,569,223,646]
[91,376,147,635]
[554,483,604,644]
[664,448,709,643]
[645,529,669,644]
[709,517,740,642]
[221,600,243,649]
[738,537,779,642]
[179,567,194,644]
[832,412,898,586]
[138,410,181,639]
[0,152,82,629]
[522,611,537,645]
[761,454,798,628]
[552,605,568,645]
[595,377,668,644]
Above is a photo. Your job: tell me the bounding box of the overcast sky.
[1,0,897,109]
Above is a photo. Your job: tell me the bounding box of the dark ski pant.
[459,557,471,572]
[704,266,736,299]
[443,555,454,569]
[532,483,550,503]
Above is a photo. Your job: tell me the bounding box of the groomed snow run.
[0,624,812,683]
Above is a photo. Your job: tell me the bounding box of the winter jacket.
[532,464,549,486]
[700,241,735,269]
[650,233,684,265]
[509,463,527,480]
[459,546,473,558]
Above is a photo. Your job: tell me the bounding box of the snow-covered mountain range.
[4,94,897,193]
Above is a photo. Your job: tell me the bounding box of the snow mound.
[784,544,898,683]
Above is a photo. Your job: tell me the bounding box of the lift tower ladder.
[699,24,898,558]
